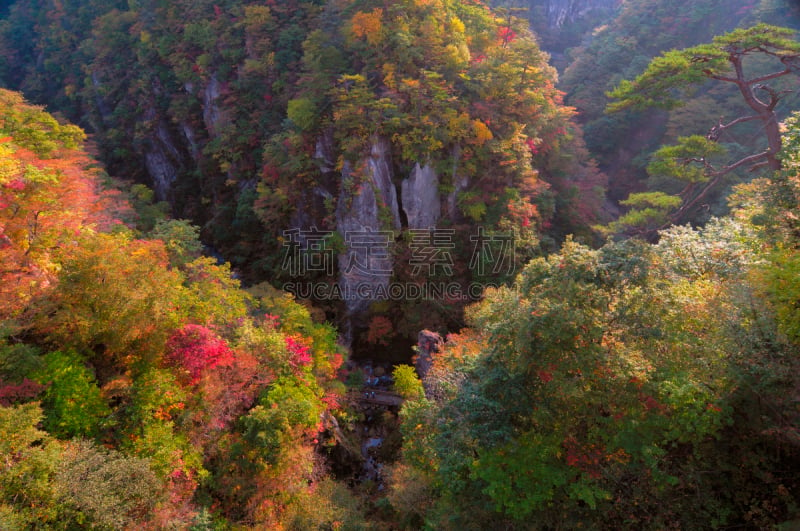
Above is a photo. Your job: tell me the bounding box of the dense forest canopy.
[0,0,799,528]
[0,0,612,351]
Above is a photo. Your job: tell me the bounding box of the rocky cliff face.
[316,137,457,344]
[142,106,184,201]
[335,137,402,336]
[492,0,619,63]
[401,164,441,230]
[414,329,443,386]
[137,74,228,201]
[202,76,228,136]
[544,0,618,28]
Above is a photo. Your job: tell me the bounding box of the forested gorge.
[1,0,800,528]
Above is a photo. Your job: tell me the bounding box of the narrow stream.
[323,357,405,490]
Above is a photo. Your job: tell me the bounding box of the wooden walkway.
[349,389,404,408]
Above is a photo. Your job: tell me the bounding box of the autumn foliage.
[0,90,129,320]
[350,9,383,45]
[0,91,352,528]
[284,334,312,369]
[1,2,799,528]
[165,324,234,384]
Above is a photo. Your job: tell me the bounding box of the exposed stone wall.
[401,163,441,230]
[336,137,402,335]
[142,106,183,202]
[202,75,228,136]
[546,0,618,28]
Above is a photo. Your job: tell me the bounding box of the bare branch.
[755,46,800,58]
[748,160,770,172]
[718,114,762,130]
[677,182,697,199]
[665,173,722,228]
[650,150,772,237]
[707,73,738,83]
[748,67,794,85]
[781,55,800,72]
[717,149,771,175]
[755,84,782,111]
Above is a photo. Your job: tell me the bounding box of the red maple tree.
[165,324,234,384]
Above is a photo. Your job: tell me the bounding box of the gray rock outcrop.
[542,0,619,28]
[401,163,441,230]
[202,75,228,136]
[142,106,182,201]
[414,330,443,382]
[336,137,402,336]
